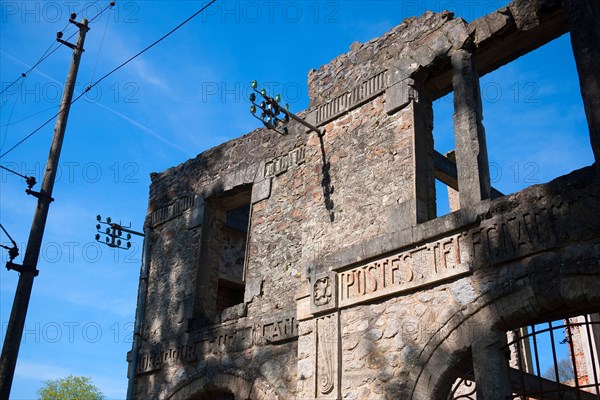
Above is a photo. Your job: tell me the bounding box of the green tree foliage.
[37,375,105,400]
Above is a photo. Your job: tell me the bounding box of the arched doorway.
[409,267,600,400]
[192,390,235,400]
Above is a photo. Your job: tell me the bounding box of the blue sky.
[0,1,594,399]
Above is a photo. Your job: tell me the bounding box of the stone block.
[387,201,413,231]
[446,20,470,50]
[243,276,263,303]
[469,8,512,46]
[509,0,540,30]
[392,57,419,79]
[297,295,313,322]
[186,196,205,229]
[385,79,413,115]
[251,178,271,204]
[222,164,259,192]
[221,302,247,322]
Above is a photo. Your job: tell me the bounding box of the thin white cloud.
[96,29,171,92]
[93,101,194,156]
[127,58,169,91]
[0,50,62,85]
[15,359,72,382]
[63,289,135,318]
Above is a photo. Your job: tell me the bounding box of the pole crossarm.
[95,215,144,250]
[249,80,323,136]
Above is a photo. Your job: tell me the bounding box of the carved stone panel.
[311,272,338,315]
[135,311,298,376]
[316,313,340,399]
[337,233,468,308]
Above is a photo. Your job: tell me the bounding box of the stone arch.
[167,373,284,400]
[408,252,600,400]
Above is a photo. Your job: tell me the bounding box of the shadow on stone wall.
[371,166,600,399]
[318,132,335,223]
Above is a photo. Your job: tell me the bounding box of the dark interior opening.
[209,187,251,313]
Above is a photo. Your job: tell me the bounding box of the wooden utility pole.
[0,18,89,399]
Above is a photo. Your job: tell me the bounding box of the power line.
[0,42,55,98]
[0,223,18,246]
[0,106,57,128]
[90,2,115,83]
[0,1,108,99]
[0,0,218,160]
[82,0,102,18]
[89,1,115,23]
[0,32,75,101]
[0,164,28,180]
[0,112,58,159]
[83,0,218,92]
[0,164,36,189]
[0,223,19,263]
[0,2,117,160]
[0,80,26,154]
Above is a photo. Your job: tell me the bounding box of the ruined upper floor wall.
[148,0,580,198]
[306,0,569,107]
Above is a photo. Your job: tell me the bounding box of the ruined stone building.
[127,0,600,399]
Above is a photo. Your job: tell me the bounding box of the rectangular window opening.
[480,33,593,197]
[209,187,252,313]
[432,91,457,219]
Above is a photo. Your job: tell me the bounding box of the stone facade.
[128,1,600,399]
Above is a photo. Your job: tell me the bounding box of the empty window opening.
[480,33,593,196]
[207,188,252,313]
[425,33,593,224]
[432,91,457,218]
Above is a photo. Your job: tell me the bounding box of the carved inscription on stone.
[136,312,298,375]
[136,352,161,375]
[136,342,198,375]
[336,195,594,308]
[151,194,196,227]
[264,146,306,178]
[339,234,465,307]
[465,198,589,265]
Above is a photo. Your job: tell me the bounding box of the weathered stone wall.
[130,0,600,399]
[297,166,600,399]
[135,128,308,398]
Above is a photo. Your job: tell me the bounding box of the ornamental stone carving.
[313,277,332,306]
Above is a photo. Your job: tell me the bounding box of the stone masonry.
[128,1,600,399]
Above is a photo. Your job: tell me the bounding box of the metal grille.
[448,375,476,400]
[448,314,600,400]
[507,315,600,400]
